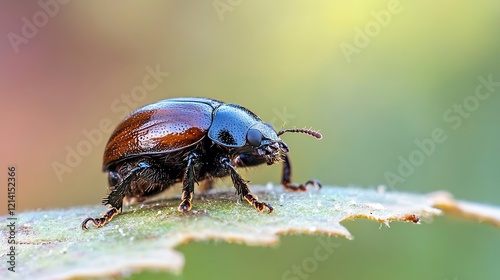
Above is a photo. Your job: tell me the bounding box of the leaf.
[1,185,499,280]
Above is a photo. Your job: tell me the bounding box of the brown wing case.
[103,100,214,168]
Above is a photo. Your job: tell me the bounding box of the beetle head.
[208,103,322,164]
[247,123,322,165]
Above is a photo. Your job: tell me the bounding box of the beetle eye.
[247,129,263,147]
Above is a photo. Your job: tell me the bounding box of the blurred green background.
[1,1,499,279]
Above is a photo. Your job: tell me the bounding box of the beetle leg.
[81,162,150,230]
[178,153,199,212]
[103,162,151,208]
[81,207,119,230]
[281,154,322,192]
[222,158,273,214]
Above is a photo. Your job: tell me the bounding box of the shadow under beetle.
[82,97,322,229]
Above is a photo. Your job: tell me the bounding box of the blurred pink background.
[0,2,205,212]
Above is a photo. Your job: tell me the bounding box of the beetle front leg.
[281,154,321,192]
[222,158,273,213]
[178,153,199,212]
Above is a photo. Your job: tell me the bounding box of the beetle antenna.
[277,128,322,139]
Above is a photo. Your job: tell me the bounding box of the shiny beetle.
[82,97,322,229]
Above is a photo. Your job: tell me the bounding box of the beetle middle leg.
[178,153,199,212]
[281,154,321,192]
[222,158,273,213]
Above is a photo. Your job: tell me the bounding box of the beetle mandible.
[82,97,322,229]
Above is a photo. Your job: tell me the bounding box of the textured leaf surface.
[1,185,498,280]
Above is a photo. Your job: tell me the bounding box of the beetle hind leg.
[81,161,151,230]
[81,207,119,230]
[281,154,322,192]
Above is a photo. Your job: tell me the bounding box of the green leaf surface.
[1,185,498,280]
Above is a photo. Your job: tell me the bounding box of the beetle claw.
[261,202,274,214]
[81,217,106,230]
[254,201,274,214]
[178,190,193,212]
[81,217,96,230]
[178,201,192,212]
[305,179,322,189]
[283,179,322,192]
[81,207,119,230]
[244,193,274,214]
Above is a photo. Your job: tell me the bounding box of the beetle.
[82,97,322,229]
